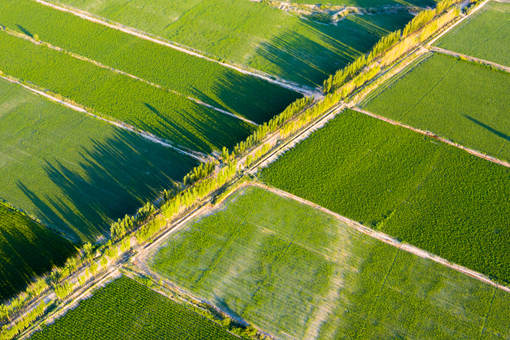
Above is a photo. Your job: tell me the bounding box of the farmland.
[435,1,510,67]
[362,53,510,161]
[150,186,510,339]
[0,203,75,301]
[0,30,254,153]
[52,0,417,86]
[31,276,237,339]
[289,0,436,6]
[0,78,197,241]
[260,110,510,283]
[0,0,301,123]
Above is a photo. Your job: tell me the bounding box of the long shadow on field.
[17,129,197,243]
[191,72,302,125]
[464,114,510,142]
[253,13,414,87]
[0,209,75,301]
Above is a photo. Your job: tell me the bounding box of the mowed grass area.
[260,110,510,283]
[0,31,253,153]
[435,1,510,67]
[0,203,75,301]
[54,0,415,87]
[31,276,237,339]
[363,53,510,161]
[0,78,197,242]
[151,186,510,339]
[0,0,301,123]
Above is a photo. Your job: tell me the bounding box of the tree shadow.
[15,24,33,38]
[252,12,415,87]
[464,114,510,142]
[16,129,198,243]
[0,207,75,301]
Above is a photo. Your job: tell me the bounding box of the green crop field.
[362,53,510,161]
[53,0,415,87]
[0,78,197,241]
[0,203,75,301]
[31,276,237,339]
[290,0,435,6]
[435,1,510,67]
[151,186,510,339]
[0,0,301,124]
[260,110,510,283]
[0,31,253,153]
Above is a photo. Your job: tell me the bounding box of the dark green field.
[363,53,510,161]
[31,276,237,339]
[0,0,301,124]
[151,186,509,339]
[0,78,197,241]
[0,203,75,301]
[54,0,416,87]
[436,1,510,67]
[261,110,510,283]
[0,30,253,153]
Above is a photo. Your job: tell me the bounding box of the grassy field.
[260,110,510,283]
[435,1,510,67]
[0,78,197,242]
[151,186,509,339]
[0,203,75,301]
[362,53,510,161]
[31,276,237,339]
[0,0,301,124]
[0,30,253,153]
[53,0,415,87]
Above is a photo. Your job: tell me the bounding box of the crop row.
[363,53,510,161]
[0,30,253,153]
[31,276,237,339]
[0,0,301,123]
[261,110,510,283]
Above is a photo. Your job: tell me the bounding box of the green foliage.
[0,203,74,301]
[0,30,253,153]
[0,0,301,123]
[31,277,237,339]
[0,301,49,340]
[261,111,510,282]
[151,186,510,339]
[436,1,510,67]
[364,53,510,161]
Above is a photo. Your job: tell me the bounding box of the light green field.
[0,78,197,242]
[436,1,510,67]
[54,0,415,87]
[0,203,75,301]
[261,110,510,283]
[363,53,510,161]
[0,30,253,153]
[289,0,435,6]
[151,186,510,339]
[32,276,237,339]
[0,0,301,124]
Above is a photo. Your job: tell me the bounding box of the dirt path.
[251,182,510,294]
[0,73,208,162]
[34,0,320,98]
[430,46,510,73]
[2,28,258,127]
[351,107,510,168]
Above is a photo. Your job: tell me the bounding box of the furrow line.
[252,182,510,294]
[2,28,258,127]
[0,73,208,163]
[33,0,320,97]
[351,107,510,168]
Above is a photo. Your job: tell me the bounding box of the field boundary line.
[33,0,320,98]
[1,28,258,127]
[0,73,208,162]
[350,107,510,168]
[250,182,510,294]
[430,46,510,73]
[426,0,490,47]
